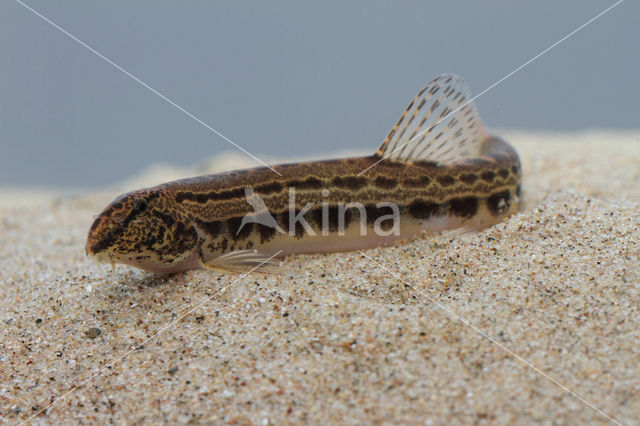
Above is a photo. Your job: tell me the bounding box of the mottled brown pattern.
[86,188,199,272]
[86,135,521,273]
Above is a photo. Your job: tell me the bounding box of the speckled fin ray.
[375,74,487,164]
[201,250,280,274]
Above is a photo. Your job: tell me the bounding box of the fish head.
[86,189,200,273]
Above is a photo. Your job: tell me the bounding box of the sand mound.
[1,131,638,424]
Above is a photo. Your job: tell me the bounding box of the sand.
[1,131,639,425]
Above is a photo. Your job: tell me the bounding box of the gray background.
[0,0,637,187]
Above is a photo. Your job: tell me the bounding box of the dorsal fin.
[375,74,487,164]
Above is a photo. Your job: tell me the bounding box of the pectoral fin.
[201,249,282,274]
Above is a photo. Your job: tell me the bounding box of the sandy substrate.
[1,131,639,424]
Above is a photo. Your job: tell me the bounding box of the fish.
[86,74,522,274]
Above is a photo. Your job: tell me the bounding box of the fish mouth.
[85,236,103,258]
[86,219,116,260]
[85,234,116,269]
[87,249,116,269]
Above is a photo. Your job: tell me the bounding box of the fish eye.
[133,198,148,213]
